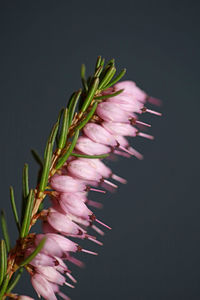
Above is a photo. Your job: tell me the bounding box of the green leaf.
[58,108,69,150]
[95,56,102,70]
[20,189,34,238]
[22,164,29,199]
[94,66,103,78]
[100,58,105,68]
[98,66,116,90]
[56,130,79,170]
[39,142,53,192]
[68,89,82,126]
[21,163,30,224]
[6,268,23,294]
[71,153,109,159]
[19,238,46,267]
[31,149,43,168]
[76,102,98,131]
[94,89,124,100]
[81,64,88,91]
[0,211,10,252]
[44,122,59,160]
[81,78,99,113]
[103,68,126,90]
[0,274,9,299]
[0,240,7,286]
[9,186,20,232]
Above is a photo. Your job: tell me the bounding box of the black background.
[0,1,200,299]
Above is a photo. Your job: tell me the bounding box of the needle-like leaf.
[94,89,124,100]
[58,108,69,150]
[56,130,79,170]
[10,186,20,232]
[0,240,7,286]
[98,66,116,90]
[22,164,29,199]
[0,211,10,252]
[0,274,9,299]
[71,153,109,159]
[103,68,126,90]
[20,189,34,238]
[76,102,98,131]
[39,142,53,192]
[68,89,82,126]
[81,78,99,113]
[81,64,88,91]
[95,56,102,70]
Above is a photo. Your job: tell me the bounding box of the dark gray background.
[0,0,200,299]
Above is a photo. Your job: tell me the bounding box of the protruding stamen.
[103,179,118,189]
[96,218,112,230]
[81,248,98,256]
[91,224,105,236]
[87,236,103,246]
[65,281,75,288]
[118,145,136,156]
[128,147,143,160]
[66,272,77,283]
[137,132,154,140]
[135,120,151,127]
[112,173,127,184]
[114,150,131,158]
[142,107,162,116]
[89,187,106,194]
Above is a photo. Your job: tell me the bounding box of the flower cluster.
[23,81,161,300]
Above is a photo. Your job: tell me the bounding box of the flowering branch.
[0,56,161,300]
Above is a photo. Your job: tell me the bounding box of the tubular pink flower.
[75,136,111,155]
[96,102,130,122]
[47,210,84,236]
[50,175,86,193]
[35,266,66,285]
[102,122,138,136]
[26,248,56,267]
[58,193,93,220]
[114,80,147,103]
[83,123,117,146]
[67,159,102,181]
[35,233,78,256]
[31,273,57,300]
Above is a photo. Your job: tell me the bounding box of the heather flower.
[31,273,57,300]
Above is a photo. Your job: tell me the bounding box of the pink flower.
[114,80,147,103]
[26,248,56,267]
[83,123,117,146]
[50,175,86,193]
[35,233,78,257]
[102,122,137,136]
[96,102,130,122]
[31,273,57,300]
[59,193,93,220]
[35,266,66,285]
[47,210,84,236]
[67,159,102,181]
[75,136,111,155]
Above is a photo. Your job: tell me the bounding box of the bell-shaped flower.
[31,273,57,300]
